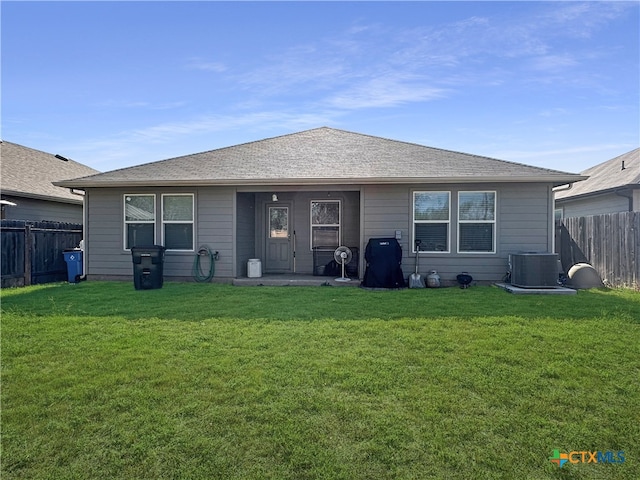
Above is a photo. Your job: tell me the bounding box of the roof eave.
[555,182,640,202]
[55,174,588,189]
[1,189,84,205]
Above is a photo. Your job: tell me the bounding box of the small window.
[162,194,194,251]
[269,206,289,238]
[458,191,496,253]
[124,194,155,249]
[311,200,340,249]
[413,192,450,252]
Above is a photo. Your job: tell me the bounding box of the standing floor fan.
[334,246,353,282]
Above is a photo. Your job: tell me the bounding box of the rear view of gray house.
[55,127,586,285]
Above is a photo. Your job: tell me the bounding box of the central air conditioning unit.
[509,253,558,288]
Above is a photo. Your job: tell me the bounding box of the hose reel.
[193,245,218,282]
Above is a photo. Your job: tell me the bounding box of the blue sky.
[2,1,638,174]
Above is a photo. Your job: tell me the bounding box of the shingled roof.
[555,147,640,200]
[55,127,586,188]
[1,141,99,204]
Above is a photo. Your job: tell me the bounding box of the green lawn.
[2,282,639,479]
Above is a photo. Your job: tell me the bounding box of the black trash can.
[131,245,166,290]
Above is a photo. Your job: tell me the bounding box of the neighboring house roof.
[55,127,586,188]
[1,141,100,204]
[555,148,640,200]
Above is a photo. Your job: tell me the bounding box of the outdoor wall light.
[272,194,278,202]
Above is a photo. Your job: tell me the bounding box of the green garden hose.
[192,245,217,282]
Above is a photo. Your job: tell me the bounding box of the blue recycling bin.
[63,249,83,283]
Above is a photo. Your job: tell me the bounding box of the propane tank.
[427,270,441,288]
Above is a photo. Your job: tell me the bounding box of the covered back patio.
[235,188,361,279]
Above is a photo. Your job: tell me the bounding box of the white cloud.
[326,74,448,109]
[539,108,570,118]
[185,58,227,72]
[228,2,633,113]
[57,109,346,170]
[93,100,186,110]
[528,54,580,72]
[539,2,633,39]
[38,1,636,173]
[491,144,636,172]
[127,110,346,143]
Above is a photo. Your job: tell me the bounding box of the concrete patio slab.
[233,274,360,287]
[495,283,577,295]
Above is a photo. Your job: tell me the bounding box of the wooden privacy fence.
[556,212,639,289]
[1,220,83,288]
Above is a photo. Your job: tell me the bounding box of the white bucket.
[247,259,262,278]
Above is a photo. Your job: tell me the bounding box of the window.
[413,192,450,252]
[311,200,340,249]
[162,194,194,250]
[458,191,496,253]
[124,194,155,249]
[269,206,289,238]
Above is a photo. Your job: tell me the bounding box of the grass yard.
[1,282,639,479]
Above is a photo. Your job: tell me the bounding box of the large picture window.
[124,194,155,249]
[413,192,450,252]
[162,194,194,251]
[458,191,496,253]
[311,200,340,249]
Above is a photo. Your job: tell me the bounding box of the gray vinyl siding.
[84,189,130,278]
[362,183,553,285]
[3,196,83,223]
[85,187,235,281]
[362,185,410,253]
[500,185,552,253]
[84,181,555,284]
[86,186,360,280]
[195,188,234,278]
[558,193,630,218]
[235,193,256,277]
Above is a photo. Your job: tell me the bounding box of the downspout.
[82,190,88,280]
[615,188,633,212]
[551,183,573,220]
[68,188,87,280]
[548,185,556,253]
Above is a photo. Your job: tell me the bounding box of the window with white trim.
[310,200,340,249]
[124,194,155,249]
[162,194,194,251]
[413,191,450,252]
[458,191,496,253]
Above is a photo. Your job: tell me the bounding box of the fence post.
[24,223,32,286]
